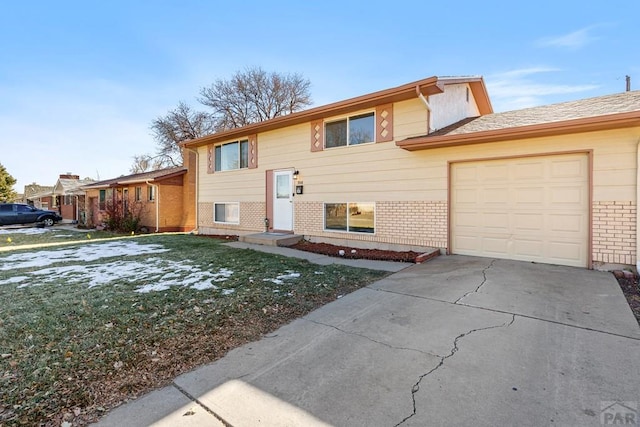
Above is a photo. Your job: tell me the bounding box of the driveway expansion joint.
[171,381,233,427]
[454,259,497,304]
[305,319,439,357]
[394,314,516,426]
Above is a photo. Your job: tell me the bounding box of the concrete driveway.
[96,255,640,427]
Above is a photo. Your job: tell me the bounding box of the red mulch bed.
[290,240,420,263]
[613,271,640,326]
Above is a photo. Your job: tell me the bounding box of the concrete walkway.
[94,255,640,427]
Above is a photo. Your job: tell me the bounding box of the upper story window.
[325,112,375,148]
[215,140,249,171]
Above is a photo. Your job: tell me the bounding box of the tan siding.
[393,99,428,140]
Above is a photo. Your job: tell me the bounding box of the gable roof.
[82,167,186,189]
[397,90,640,151]
[181,76,492,148]
[53,177,95,195]
[24,184,54,199]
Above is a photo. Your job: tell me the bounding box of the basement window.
[214,202,239,224]
[324,202,375,233]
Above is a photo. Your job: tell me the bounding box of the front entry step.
[239,233,303,247]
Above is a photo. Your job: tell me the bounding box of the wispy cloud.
[535,25,601,49]
[486,67,599,111]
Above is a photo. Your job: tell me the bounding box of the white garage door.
[451,153,589,267]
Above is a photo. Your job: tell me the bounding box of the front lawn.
[0,234,387,426]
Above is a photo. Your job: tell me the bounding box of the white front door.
[273,170,293,231]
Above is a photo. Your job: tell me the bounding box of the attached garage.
[450,153,590,267]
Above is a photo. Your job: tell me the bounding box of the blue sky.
[1,0,639,191]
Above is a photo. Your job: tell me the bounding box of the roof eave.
[396,111,640,151]
[181,76,459,148]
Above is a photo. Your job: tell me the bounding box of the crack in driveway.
[305,318,439,358]
[394,314,516,426]
[454,259,497,304]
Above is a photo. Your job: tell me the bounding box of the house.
[82,165,195,232]
[23,183,55,210]
[181,75,640,270]
[52,173,95,223]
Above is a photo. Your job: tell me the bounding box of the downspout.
[184,147,199,233]
[416,85,434,133]
[146,180,159,233]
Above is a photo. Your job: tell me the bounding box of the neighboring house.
[23,183,55,210]
[52,173,95,223]
[182,75,640,270]
[82,165,195,232]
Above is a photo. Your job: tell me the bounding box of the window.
[215,140,249,171]
[325,113,374,148]
[99,189,106,210]
[64,195,73,205]
[324,202,374,233]
[214,202,239,224]
[134,186,142,201]
[148,185,155,201]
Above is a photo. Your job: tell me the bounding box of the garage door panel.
[515,187,545,204]
[549,214,585,233]
[551,158,584,178]
[481,237,509,255]
[482,212,509,230]
[479,164,509,181]
[451,153,588,267]
[483,188,509,204]
[513,162,545,180]
[549,186,586,205]
[548,242,583,263]
[512,213,543,231]
[513,239,544,257]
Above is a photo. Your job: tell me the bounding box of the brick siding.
[592,201,636,265]
[198,202,266,233]
[294,201,447,249]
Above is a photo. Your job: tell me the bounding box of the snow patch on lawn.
[0,241,169,271]
[0,227,49,235]
[2,256,234,293]
[263,270,301,285]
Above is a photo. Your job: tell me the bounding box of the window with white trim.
[214,202,240,224]
[325,112,375,148]
[324,202,374,233]
[147,185,155,201]
[135,186,142,201]
[215,140,249,171]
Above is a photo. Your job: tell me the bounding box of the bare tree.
[149,101,215,165]
[131,102,214,172]
[199,67,312,131]
[129,154,167,174]
[134,68,312,172]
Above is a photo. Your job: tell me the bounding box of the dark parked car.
[0,203,63,227]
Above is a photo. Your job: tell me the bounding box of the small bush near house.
[102,200,145,233]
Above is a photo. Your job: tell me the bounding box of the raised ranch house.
[82,166,195,232]
[181,75,640,270]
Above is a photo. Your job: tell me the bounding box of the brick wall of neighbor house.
[198,202,265,234]
[157,184,184,232]
[181,151,197,231]
[59,200,76,221]
[294,201,447,249]
[592,201,637,265]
